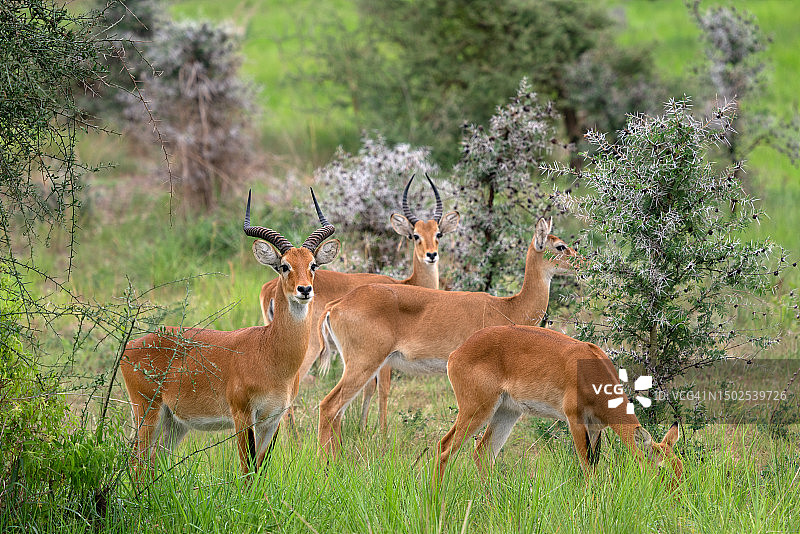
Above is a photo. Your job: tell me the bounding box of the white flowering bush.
[316,133,440,273]
[129,20,257,209]
[545,97,793,422]
[448,79,560,293]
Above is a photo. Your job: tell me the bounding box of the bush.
[448,79,560,293]
[129,20,258,210]
[545,97,789,422]
[0,275,69,493]
[316,133,439,274]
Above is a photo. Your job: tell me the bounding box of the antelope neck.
[267,282,314,379]
[504,242,552,325]
[403,255,439,289]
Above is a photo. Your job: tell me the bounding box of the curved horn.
[402,174,420,226]
[425,173,443,222]
[302,187,336,251]
[243,190,293,254]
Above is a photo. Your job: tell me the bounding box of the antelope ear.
[534,217,550,252]
[437,211,460,235]
[662,422,681,448]
[391,213,415,238]
[314,239,340,265]
[634,426,654,456]
[253,240,281,271]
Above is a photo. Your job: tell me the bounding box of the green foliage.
[0,274,69,482]
[0,0,102,261]
[546,97,789,422]
[304,0,664,164]
[1,1,148,523]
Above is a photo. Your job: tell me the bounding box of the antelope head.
[532,217,580,277]
[635,423,683,481]
[391,173,460,266]
[245,188,340,319]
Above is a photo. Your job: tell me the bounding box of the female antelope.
[437,325,682,482]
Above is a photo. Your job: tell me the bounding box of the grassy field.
[15,367,800,532]
[23,173,799,531]
[12,0,800,531]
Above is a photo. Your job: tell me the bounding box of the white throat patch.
[287,298,311,320]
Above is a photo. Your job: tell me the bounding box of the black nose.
[426,252,438,261]
[297,285,312,297]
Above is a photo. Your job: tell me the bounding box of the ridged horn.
[302,187,336,251]
[425,173,443,222]
[243,190,293,254]
[402,174,420,225]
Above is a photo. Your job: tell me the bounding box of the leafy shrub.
[545,97,790,422]
[0,275,70,493]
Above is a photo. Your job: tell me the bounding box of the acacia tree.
[545,97,790,418]
[448,79,560,293]
[1,1,168,521]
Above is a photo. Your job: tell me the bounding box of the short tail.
[317,312,334,376]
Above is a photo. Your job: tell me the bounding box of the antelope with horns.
[318,217,578,457]
[260,174,459,383]
[436,325,682,482]
[121,190,340,474]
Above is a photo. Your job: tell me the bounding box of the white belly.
[173,413,234,432]
[509,397,566,421]
[387,351,448,375]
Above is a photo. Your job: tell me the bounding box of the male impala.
[121,190,340,474]
[260,174,459,385]
[436,325,682,482]
[318,217,578,456]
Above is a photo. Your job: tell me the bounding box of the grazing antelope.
[259,174,459,385]
[436,325,682,482]
[318,217,578,457]
[121,190,340,474]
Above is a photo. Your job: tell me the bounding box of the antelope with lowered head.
[436,325,682,482]
[318,217,578,457]
[121,189,339,474]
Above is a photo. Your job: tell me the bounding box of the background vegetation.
[3,0,799,531]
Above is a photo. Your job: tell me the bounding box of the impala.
[318,217,578,456]
[436,325,683,481]
[260,174,459,385]
[121,189,340,474]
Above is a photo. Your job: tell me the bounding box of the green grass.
[11,1,800,530]
[10,366,800,532]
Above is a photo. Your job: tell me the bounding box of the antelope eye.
[556,244,567,252]
[310,263,318,272]
[436,232,443,239]
[413,234,420,241]
[280,264,290,273]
